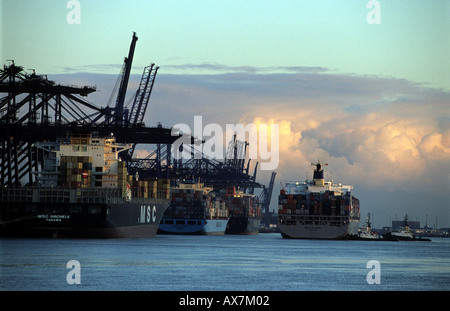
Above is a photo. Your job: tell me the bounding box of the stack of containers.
[128,177,170,200]
[157,179,170,200]
[131,180,148,199]
[342,192,353,216]
[224,186,253,217]
[130,178,146,199]
[60,156,92,189]
[165,187,207,219]
[352,196,360,218]
[209,195,228,219]
[279,189,353,217]
[117,161,128,198]
[141,180,149,198]
[248,198,261,217]
[148,179,158,199]
[310,193,318,215]
[278,192,302,216]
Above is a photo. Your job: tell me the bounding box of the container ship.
[158,179,229,235]
[278,161,360,239]
[224,186,262,235]
[0,133,170,238]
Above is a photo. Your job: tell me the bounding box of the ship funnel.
[312,160,326,186]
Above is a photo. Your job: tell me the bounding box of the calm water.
[1,234,449,291]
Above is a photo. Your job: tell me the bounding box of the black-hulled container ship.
[224,186,262,235]
[278,161,360,239]
[0,133,170,238]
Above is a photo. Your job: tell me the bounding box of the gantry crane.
[0,32,177,187]
[0,33,276,215]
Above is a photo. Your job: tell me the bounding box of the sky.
[1,0,450,227]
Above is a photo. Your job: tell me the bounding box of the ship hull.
[158,218,229,235]
[225,216,261,235]
[0,201,169,238]
[279,217,359,240]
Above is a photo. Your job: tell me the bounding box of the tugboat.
[384,214,431,241]
[357,213,380,240]
[390,215,415,240]
[349,213,398,241]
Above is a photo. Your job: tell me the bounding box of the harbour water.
[1,234,449,291]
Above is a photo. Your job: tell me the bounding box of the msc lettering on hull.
[140,205,156,224]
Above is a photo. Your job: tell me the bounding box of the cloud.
[56,63,330,78]
[58,64,124,74]
[151,69,449,162]
[162,63,329,75]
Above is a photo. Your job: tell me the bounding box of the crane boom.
[115,32,138,125]
[128,63,159,126]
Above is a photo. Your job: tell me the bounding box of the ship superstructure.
[36,133,132,189]
[278,161,360,239]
